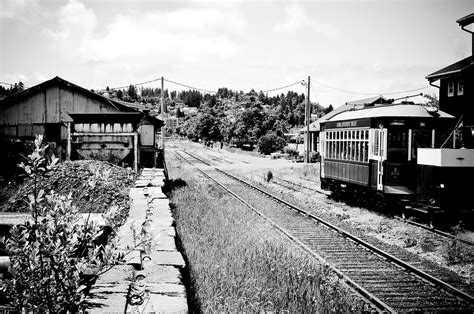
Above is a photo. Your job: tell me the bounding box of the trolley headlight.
[439,183,445,189]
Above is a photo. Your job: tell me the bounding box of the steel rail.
[198,168,394,313]
[180,150,212,166]
[279,176,472,247]
[273,177,330,195]
[174,151,193,165]
[394,216,474,247]
[216,168,474,305]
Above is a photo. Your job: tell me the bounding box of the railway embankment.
[85,168,188,312]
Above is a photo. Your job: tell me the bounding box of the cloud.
[274,5,308,32]
[274,4,340,40]
[0,0,40,21]
[46,0,97,41]
[0,71,47,87]
[45,0,244,64]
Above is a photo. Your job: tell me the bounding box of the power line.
[310,78,431,96]
[309,83,320,105]
[0,82,15,87]
[164,78,217,94]
[262,80,305,93]
[103,77,162,91]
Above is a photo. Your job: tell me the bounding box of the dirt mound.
[2,160,137,213]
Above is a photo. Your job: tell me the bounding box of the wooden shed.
[0,76,164,171]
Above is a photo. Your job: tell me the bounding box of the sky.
[0,0,472,108]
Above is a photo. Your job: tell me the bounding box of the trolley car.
[319,103,474,223]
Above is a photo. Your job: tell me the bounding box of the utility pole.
[306,76,311,163]
[161,76,165,151]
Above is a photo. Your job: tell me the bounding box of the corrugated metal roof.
[326,104,453,122]
[426,56,473,82]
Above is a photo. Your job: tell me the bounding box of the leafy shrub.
[257,133,286,155]
[265,170,273,182]
[283,147,299,158]
[5,135,118,312]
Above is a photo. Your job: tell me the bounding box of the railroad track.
[198,167,473,312]
[174,150,212,166]
[272,177,329,196]
[273,175,474,248]
[174,147,472,248]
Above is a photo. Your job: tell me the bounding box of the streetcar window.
[388,129,408,162]
[412,130,431,160]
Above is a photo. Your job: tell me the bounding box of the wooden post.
[134,132,138,172]
[66,122,71,160]
[306,76,311,163]
[161,76,165,150]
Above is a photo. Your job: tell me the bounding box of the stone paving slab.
[152,234,177,251]
[130,187,166,199]
[86,167,187,313]
[85,284,129,313]
[142,291,188,313]
[149,225,176,237]
[151,197,170,207]
[95,264,135,284]
[140,264,183,284]
[144,251,186,268]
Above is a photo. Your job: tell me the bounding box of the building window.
[458,80,464,96]
[448,81,454,97]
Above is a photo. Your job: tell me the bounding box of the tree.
[127,85,138,101]
[423,94,439,108]
[257,133,286,155]
[116,89,124,100]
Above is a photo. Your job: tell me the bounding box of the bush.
[283,147,299,158]
[265,170,273,182]
[5,135,118,312]
[257,133,286,155]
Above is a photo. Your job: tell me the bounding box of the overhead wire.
[310,78,431,96]
[97,75,431,101]
[262,80,305,93]
[164,78,217,94]
[104,77,162,91]
[309,83,320,105]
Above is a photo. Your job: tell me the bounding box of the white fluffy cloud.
[0,0,41,21]
[45,0,244,64]
[274,4,340,40]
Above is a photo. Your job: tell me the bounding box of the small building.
[0,76,164,171]
[426,13,474,148]
[299,96,388,159]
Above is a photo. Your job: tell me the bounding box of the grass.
[168,167,360,312]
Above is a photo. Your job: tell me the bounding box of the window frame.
[448,81,454,97]
[457,79,464,96]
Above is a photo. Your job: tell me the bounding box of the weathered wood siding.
[0,86,121,139]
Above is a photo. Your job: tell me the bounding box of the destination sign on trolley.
[336,121,358,128]
[324,118,370,130]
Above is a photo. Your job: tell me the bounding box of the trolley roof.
[325,104,453,123]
